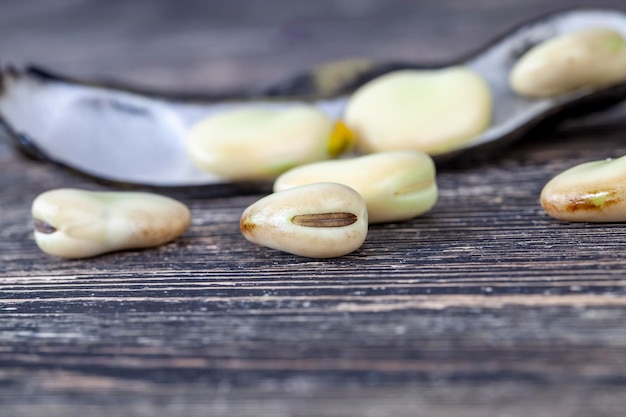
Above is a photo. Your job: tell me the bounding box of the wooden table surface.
[1,1,626,416]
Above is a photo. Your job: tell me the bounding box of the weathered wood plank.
[1,0,625,91]
[2,116,626,417]
[1,1,626,416]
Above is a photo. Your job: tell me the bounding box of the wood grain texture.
[1,1,626,416]
[2,0,626,91]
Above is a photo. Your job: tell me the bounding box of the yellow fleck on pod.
[187,106,353,180]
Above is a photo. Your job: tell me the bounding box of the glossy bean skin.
[32,189,191,258]
[187,106,352,180]
[344,68,492,156]
[274,151,437,223]
[541,156,626,222]
[510,28,626,97]
[240,182,368,258]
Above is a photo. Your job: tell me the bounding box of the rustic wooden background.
[1,1,626,416]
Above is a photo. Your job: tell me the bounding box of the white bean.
[32,189,191,258]
[274,150,437,223]
[187,106,353,180]
[344,67,492,155]
[541,156,626,222]
[240,183,368,258]
[510,28,626,97]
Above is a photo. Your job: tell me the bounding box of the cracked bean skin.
[540,156,626,222]
[344,67,492,156]
[187,106,353,180]
[510,27,626,98]
[273,150,437,223]
[240,182,368,258]
[32,188,191,258]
